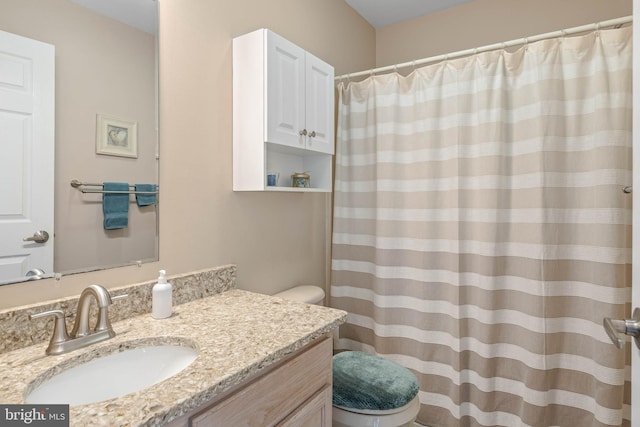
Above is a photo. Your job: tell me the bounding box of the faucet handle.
[29,310,71,356]
[111,293,128,302]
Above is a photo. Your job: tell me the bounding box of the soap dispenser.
[152,270,172,319]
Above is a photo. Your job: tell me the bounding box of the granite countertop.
[0,289,347,426]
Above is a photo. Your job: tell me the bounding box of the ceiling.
[72,0,472,36]
[73,0,471,34]
[71,0,157,34]
[345,0,476,28]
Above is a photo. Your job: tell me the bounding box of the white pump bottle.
[152,270,172,319]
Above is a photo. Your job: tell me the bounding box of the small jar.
[291,172,310,188]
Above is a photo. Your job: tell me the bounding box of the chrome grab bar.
[603,307,640,350]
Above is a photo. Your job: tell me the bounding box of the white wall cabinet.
[233,29,334,192]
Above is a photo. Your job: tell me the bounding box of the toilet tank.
[273,285,325,305]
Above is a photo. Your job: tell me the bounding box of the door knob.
[308,130,316,138]
[23,230,49,244]
[26,268,46,278]
[299,129,307,136]
[603,307,640,349]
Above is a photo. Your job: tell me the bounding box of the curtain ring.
[524,37,529,51]
[412,60,417,71]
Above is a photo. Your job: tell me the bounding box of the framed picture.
[96,114,138,158]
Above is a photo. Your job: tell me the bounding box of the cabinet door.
[305,53,335,155]
[266,31,306,149]
[277,385,332,427]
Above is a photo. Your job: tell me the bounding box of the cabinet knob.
[299,129,307,136]
[308,131,316,138]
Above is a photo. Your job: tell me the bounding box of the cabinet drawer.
[190,337,332,427]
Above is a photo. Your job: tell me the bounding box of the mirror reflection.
[0,0,159,285]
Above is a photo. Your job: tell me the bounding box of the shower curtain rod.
[335,15,632,81]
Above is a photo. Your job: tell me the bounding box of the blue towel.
[103,182,130,230]
[134,184,157,207]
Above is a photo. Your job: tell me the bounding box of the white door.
[0,30,54,283]
[305,52,334,155]
[266,30,306,149]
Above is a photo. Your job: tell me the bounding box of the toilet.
[273,286,421,427]
[273,285,326,305]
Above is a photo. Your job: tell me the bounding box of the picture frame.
[96,114,138,158]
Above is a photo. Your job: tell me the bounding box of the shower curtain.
[331,26,632,427]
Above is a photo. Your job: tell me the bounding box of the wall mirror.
[0,0,159,286]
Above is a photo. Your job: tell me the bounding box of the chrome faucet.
[70,284,115,337]
[29,284,127,356]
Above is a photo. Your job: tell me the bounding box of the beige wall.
[1,0,632,310]
[376,0,632,69]
[0,0,375,309]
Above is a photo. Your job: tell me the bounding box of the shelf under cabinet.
[264,186,330,193]
[265,143,332,192]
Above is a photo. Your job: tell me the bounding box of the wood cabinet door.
[277,385,332,427]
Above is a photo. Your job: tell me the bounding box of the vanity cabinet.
[166,336,333,427]
[233,29,334,192]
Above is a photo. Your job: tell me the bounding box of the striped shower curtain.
[331,26,632,427]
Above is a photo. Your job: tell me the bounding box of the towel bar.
[71,179,159,195]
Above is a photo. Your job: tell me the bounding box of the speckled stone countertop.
[0,289,346,426]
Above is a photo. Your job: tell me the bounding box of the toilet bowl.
[273,286,421,427]
[333,395,420,427]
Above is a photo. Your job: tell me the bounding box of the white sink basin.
[25,343,198,406]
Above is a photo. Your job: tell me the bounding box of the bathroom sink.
[25,344,198,406]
